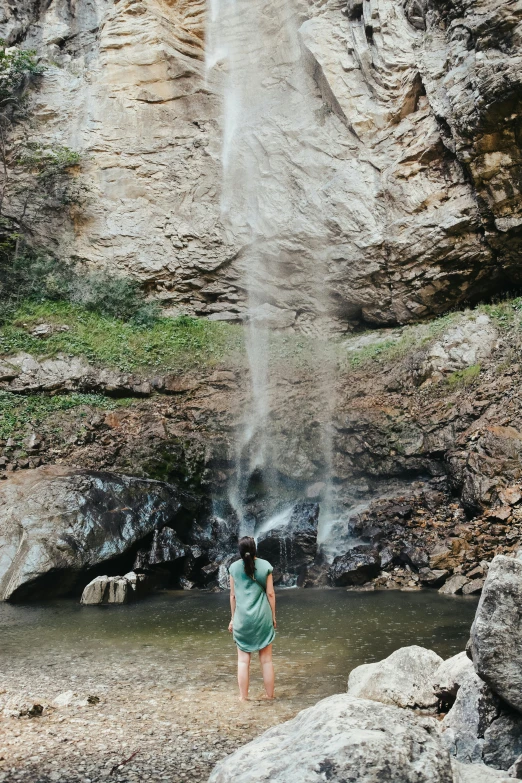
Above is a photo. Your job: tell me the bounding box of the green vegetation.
[0,301,245,372]
[343,313,460,370]
[0,391,132,443]
[0,40,83,268]
[0,253,160,327]
[446,363,481,388]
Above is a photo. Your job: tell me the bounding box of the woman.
[228,536,276,701]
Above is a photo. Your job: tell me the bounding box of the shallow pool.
[1,588,477,707]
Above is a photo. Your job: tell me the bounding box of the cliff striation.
[1,0,521,328]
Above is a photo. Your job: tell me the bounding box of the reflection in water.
[1,590,477,708]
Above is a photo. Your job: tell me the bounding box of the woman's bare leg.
[237,648,251,701]
[259,644,274,699]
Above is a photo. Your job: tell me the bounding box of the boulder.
[208,695,453,783]
[81,575,132,605]
[347,645,443,710]
[452,760,519,782]
[419,568,450,588]
[328,545,381,587]
[439,575,469,596]
[470,555,522,713]
[442,669,499,765]
[462,579,485,596]
[0,466,198,601]
[256,503,318,579]
[432,652,474,707]
[483,710,522,772]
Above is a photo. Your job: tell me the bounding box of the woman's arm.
[228,575,236,633]
[266,573,277,629]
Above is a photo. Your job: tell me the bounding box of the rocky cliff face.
[2,0,521,328]
[2,301,522,595]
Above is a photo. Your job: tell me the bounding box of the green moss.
[0,391,133,442]
[446,364,481,387]
[0,301,245,373]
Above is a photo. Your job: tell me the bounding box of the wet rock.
[328,545,381,587]
[439,575,469,596]
[0,465,200,601]
[347,645,442,709]
[442,669,499,764]
[134,527,187,570]
[208,694,453,783]
[256,502,318,580]
[470,555,522,713]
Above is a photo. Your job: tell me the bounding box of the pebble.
[0,647,299,783]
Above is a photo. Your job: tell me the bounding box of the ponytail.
[238,536,256,580]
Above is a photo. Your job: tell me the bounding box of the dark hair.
[238,536,256,580]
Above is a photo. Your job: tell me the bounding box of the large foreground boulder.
[470,555,522,713]
[347,645,443,709]
[208,695,453,783]
[0,466,198,601]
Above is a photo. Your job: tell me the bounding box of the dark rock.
[0,465,202,601]
[256,502,319,580]
[328,546,381,587]
[419,568,449,588]
[470,555,522,713]
[134,527,187,569]
[483,710,522,771]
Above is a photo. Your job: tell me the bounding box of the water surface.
[1,589,477,707]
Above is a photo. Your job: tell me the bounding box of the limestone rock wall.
[2,0,521,327]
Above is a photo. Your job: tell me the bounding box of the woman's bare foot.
[239,696,249,702]
[258,693,275,701]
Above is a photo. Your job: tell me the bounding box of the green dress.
[229,557,275,653]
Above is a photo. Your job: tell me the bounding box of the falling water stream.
[206,0,339,539]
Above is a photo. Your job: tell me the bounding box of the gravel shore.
[0,652,300,783]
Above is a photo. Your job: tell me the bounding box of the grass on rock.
[0,392,133,443]
[0,302,245,373]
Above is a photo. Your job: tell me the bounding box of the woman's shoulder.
[256,558,273,574]
[228,558,242,575]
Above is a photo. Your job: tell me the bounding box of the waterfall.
[206,0,339,543]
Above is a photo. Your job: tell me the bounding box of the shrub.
[0,252,160,327]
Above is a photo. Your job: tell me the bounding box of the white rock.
[452,759,519,783]
[432,652,474,700]
[209,695,453,783]
[347,645,443,709]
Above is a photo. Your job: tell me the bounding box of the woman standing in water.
[228,536,276,701]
